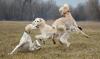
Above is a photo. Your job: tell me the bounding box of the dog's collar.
[63,10,71,15]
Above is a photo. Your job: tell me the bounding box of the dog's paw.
[67,42,70,47]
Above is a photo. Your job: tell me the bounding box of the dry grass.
[0,21,100,59]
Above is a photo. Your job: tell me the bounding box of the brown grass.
[0,21,100,59]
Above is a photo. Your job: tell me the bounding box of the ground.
[0,21,100,59]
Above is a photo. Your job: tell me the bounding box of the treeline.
[0,0,60,21]
[71,0,100,21]
[0,0,100,21]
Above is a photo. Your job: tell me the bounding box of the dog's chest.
[20,32,32,43]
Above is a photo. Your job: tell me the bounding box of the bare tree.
[72,0,100,21]
[0,0,60,21]
[85,0,100,20]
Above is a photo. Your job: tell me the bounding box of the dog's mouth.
[35,25,40,28]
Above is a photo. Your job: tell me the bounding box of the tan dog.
[52,4,89,47]
[32,18,56,44]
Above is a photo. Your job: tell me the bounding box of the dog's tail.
[78,26,90,38]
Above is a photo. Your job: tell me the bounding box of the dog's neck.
[63,12,73,18]
[25,30,31,34]
[38,23,46,29]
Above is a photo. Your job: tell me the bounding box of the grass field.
[0,21,100,59]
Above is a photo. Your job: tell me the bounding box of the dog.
[9,24,41,55]
[32,18,56,44]
[52,4,89,47]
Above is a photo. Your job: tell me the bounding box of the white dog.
[32,18,56,44]
[52,4,89,47]
[9,24,41,55]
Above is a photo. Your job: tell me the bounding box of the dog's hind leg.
[59,32,70,47]
[9,43,24,55]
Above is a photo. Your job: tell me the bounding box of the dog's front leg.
[52,34,57,44]
[59,32,70,47]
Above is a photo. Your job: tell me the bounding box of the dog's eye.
[37,21,39,22]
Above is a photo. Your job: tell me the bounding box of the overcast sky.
[54,0,87,7]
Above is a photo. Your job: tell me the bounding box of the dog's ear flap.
[40,18,42,22]
[39,18,45,22]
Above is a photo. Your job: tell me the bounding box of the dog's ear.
[39,18,42,22]
[40,18,45,22]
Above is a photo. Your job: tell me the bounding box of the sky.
[54,0,87,7]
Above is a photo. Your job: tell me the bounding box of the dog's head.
[32,18,46,27]
[25,24,36,33]
[59,4,70,16]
